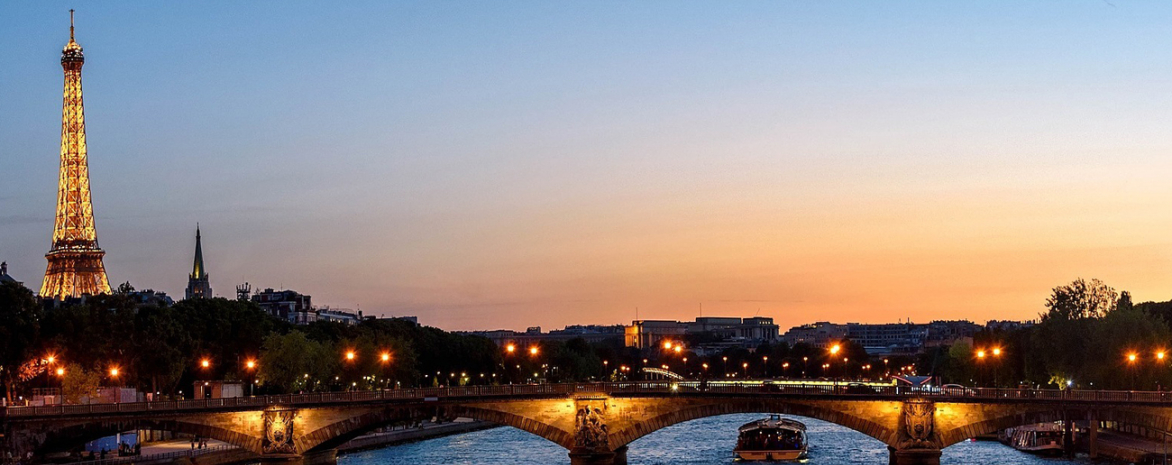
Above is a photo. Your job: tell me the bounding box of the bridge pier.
[568,445,627,465]
[888,448,941,465]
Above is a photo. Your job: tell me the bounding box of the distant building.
[0,262,22,287]
[923,320,982,349]
[127,289,174,307]
[781,320,984,356]
[780,322,849,349]
[379,315,419,325]
[623,316,779,349]
[625,320,688,349]
[252,288,313,322]
[317,306,362,325]
[184,226,212,300]
[463,324,626,347]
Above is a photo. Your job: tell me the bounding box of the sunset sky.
[3,2,1172,331]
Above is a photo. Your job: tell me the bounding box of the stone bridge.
[5,382,1172,465]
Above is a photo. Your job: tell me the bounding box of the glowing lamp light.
[992,348,1002,356]
[381,352,391,362]
[529,346,539,356]
[109,367,120,377]
[977,350,986,359]
[673,345,682,353]
[1159,351,1166,361]
[829,344,841,355]
[506,344,516,353]
[245,360,256,369]
[200,359,210,368]
[56,367,65,377]
[346,351,356,361]
[663,341,673,350]
[1128,353,1138,363]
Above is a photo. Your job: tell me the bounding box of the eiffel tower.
[40,10,111,299]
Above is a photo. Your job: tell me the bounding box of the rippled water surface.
[339,414,1090,465]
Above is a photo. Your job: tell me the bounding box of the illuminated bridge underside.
[6,384,1172,465]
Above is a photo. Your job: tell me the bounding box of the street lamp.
[244,359,257,396]
[345,351,356,361]
[991,347,1003,387]
[529,346,539,356]
[1128,352,1139,388]
[200,358,211,369]
[506,343,516,354]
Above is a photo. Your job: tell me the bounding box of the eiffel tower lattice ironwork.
[40,10,111,299]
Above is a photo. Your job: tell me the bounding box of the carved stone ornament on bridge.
[574,404,610,451]
[897,398,937,450]
[263,409,297,454]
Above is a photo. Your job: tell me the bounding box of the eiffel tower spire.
[40,10,112,299]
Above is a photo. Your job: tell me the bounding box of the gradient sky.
[3,1,1172,331]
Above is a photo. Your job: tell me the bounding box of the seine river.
[339,414,1089,465]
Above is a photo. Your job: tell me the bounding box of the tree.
[1043,278,1117,321]
[61,363,101,404]
[0,281,43,402]
[259,331,337,393]
[132,306,192,395]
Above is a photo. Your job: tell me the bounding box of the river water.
[339,414,1091,464]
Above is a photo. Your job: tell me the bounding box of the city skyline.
[4,2,1172,331]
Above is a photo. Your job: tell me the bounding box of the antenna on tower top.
[69,10,75,41]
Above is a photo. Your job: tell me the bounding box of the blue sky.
[3,2,1172,330]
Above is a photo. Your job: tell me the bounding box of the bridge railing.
[6,381,1172,418]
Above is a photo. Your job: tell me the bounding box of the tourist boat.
[734,415,808,461]
[1002,422,1065,455]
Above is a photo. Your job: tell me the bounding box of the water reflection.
[339,414,1088,465]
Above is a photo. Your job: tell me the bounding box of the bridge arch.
[29,418,262,456]
[608,398,899,450]
[299,404,575,452]
[935,402,1172,449]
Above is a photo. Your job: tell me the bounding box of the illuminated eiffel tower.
[40,10,112,299]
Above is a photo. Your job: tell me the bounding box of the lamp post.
[829,344,841,380]
[992,347,1002,388]
[1128,353,1139,389]
[244,359,257,396]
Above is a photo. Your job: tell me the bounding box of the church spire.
[192,224,205,279]
[186,225,211,299]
